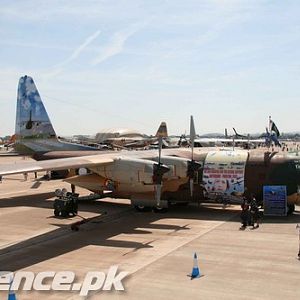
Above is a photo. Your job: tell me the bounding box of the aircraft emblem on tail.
[16,75,56,140]
[14,75,97,154]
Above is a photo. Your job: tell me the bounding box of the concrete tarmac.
[0,156,300,299]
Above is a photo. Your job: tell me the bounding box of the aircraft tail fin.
[155,122,168,138]
[14,76,93,154]
[232,127,238,137]
[15,75,57,141]
[232,127,247,139]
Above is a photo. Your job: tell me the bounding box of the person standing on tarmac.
[250,195,260,229]
[240,198,250,230]
[23,172,28,181]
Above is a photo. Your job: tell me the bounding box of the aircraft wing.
[0,148,195,178]
[0,154,114,176]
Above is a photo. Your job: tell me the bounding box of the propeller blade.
[188,115,199,197]
[158,136,162,164]
[152,162,170,207]
[189,178,194,197]
[190,116,196,160]
[155,184,162,207]
[187,160,201,197]
[154,135,164,206]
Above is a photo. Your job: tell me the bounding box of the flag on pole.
[269,118,280,137]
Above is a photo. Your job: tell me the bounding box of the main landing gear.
[134,205,168,213]
[287,204,295,215]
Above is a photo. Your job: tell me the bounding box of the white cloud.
[1,1,300,135]
[59,30,101,66]
[46,29,101,76]
[91,24,143,65]
[0,0,142,22]
[40,29,101,78]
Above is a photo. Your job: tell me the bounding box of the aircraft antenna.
[152,135,169,207]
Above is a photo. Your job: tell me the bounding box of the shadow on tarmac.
[0,191,299,271]
[0,196,238,271]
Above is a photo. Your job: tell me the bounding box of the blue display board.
[263,185,287,216]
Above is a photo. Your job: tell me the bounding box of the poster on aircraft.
[202,150,248,196]
[263,185,287,216]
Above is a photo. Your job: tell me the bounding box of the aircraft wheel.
[287,204,295,215]
[61,211,68,218]
[153,206,168,213]
[134,205,151,212]
[176,202,189,206]
[71,224,79,231]
[54,209,60,217]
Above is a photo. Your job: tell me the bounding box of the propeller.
[187,116,201,197]
[152,136,170,207]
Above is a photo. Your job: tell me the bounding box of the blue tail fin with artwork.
[15,75,57,140]
[15,75,95,154]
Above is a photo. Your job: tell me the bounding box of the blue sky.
[1,0,300,136]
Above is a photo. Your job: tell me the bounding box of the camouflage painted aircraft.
[2,76,299,213]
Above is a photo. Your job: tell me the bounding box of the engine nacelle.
[89,157,166,185]
[152,156,192,179]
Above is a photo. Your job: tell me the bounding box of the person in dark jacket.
[250,195,260,229]
[240,198,250,230]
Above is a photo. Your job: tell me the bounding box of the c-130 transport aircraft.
[1,75,299,213]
